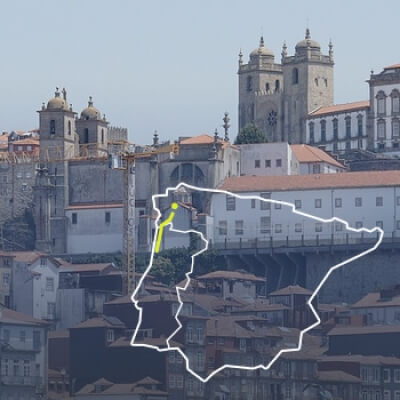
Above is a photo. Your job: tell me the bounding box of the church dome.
[295,28,321,50]
[47,88,69,111]
[250,36,274,58]
[80,97,102,120]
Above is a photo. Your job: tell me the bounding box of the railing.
[208,231,394,251]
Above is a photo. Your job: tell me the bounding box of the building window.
[275,80,280,92]
[68,120,72,135]
[235,220,244,235]
[335,198,342,208]
[315,223,323,232]
[393,119,400,138]
[46,277,54,291]
[275,224,282,233]
[309,122,314,143]
[47,302,56,319]
[84,128,89,143]
[357,114,363,137]
[376,221,383,229]
[377,91,386,115]
[72,213,78,224]
[260,192,271,210]
[292,68,299,84]
[218,221,227,235]
[276,159,282,167]
[335,222,343,232]
[246,76,253,92]
[345,116,351,138]
[50,120,56,135]
[392,90,400,114]
[1,359,9,376]
[106,329,114,343]
[105,211,111,224]
[23,360,30,377]
[295,223,302,233]
[226,195,236,211]
[2,272,10,285]
[376,196,383,207]
[397,220,400,230]
[260,216,271,234]
[355,197,362,207]
[320,120,326,142]
[312,164,321,174]
[265,82,270,92]
[255,160,260,168]
[315,199,322,208]
[101,129,104,144]
[394,369,400,383]
[19,330,26,343]
[265,159,271,168]
[383,369,391,383]
[169,374,176,388]
[355,221,363,229]
[378,120,386,139]
[275,202,282,209]
[294,200,302,209]
[333,118,338,140]
[251,199,256,208]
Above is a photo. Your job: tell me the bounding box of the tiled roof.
[48,330,69,339]
[197,270,264,282]
[384,63,400,71]
[180,134,234,149]
[269,285,313,296]
[233,300,289,313]
[309,100,369,117]
[291,144,345,169]
[352,292,400,309]
[72,316,125,329]
[65,203,123,210]
[328,324,400,336]
[11,138,39,145]
[320,354,400,366]
[9,251,45,264]
[0,306,48,326]
[317,370,361,383]
[60,262,116,273]
[219,170,400,193]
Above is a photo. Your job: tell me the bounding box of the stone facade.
[238,29,334,144]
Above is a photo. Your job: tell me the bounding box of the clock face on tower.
[267,110,278,126]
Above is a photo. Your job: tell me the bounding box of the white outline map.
[131,183,383,382]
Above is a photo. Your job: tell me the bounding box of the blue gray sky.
[0,0,398,144]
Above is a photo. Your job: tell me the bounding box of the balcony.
[1,375,42,386]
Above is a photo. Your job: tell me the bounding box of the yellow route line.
[155,202,179,253]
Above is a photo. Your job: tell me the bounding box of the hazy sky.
[0,0,399,144]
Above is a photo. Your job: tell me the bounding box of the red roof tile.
[197,270,264,282]
[269,285,313,296]
[309,100,369,117]
[291,144,345,169]
[384,63,400,71]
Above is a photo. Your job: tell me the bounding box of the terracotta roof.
[352,292,400,309]
[9,251,46,264]
[60,262,116,273]
[328,324,400,336]
[269,285,313,296]
[219,170,400,193]
[65,203,123,210]
[135,376,161,386]
[317,370,361,383]
[180,134,219,145]
[233,300,289,313]
[309,100,369,117]
[384,63,400,71]
[48,330,69,339]
[11,138,39,145]
[197,270,264,282]
[72,316,125,329]
[320,354,400,366]
[0,306,48,326]
[291,144,345,169]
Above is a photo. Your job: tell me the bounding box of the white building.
[12,252,60,327]
[239,142,345,177]
[207,170,400,246]
[65,204,123,254]
[0,306,48,400]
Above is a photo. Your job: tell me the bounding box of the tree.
[234,123,268,145]
[151,256,176,286]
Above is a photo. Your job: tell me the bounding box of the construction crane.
[109,143,179,294]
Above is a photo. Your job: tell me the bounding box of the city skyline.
[0,0,399,144]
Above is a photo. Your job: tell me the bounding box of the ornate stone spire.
[55,87,60,97]
[153,130,159,146]
[281,41,287,60]
[259,36,264,47]
[88,96,93,107]
[305,28,311,39]
[223,112,230,142]
[238,49,243,66]
[329,38,334,61]
[62,88,67,101]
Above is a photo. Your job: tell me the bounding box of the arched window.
[377,119,386,140]
[345,116,351,138]
[391,90,400,114]
[357,114,363,137]
[101,129,104,144]
[392,119,400,138]
[275,80,280,92]
[320,120,326,142]
[84,128,89,144]
[376,91,386,116]
[332,118,338,140]
[292,68,299,85]
[314,78,319,87]
[265,83,270,92]
[50,120,56,135]
[309,122,314,143]
[246,76,253,92]
[68,121,72,136]
[170,164,205,187]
